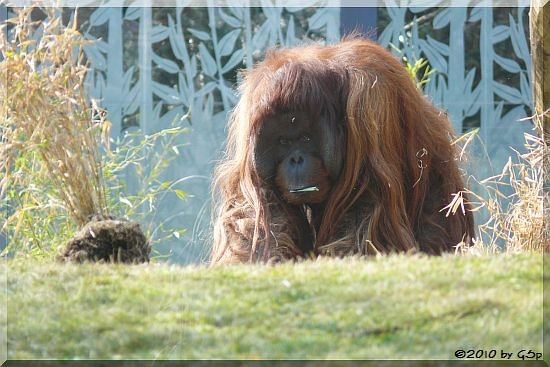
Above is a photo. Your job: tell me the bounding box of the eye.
[278,138,292,145]
[301,135,311,143]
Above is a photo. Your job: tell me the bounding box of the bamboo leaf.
[152,53,180,74]
[252,22,270,50]
[90,8,110,26]
[509,14,529,60]
[178,74,190,106]
[462,68,477,94]
[520,71,532,105]
[228,5,245,20]
[198,82,217,96]
[217,29,240,57]
[199,43,217,77]
[205,93,214,117]
[469,5,483,22]
[125,7,141,21]
[188,28,211,41]
[121,66,135,94]
[493,81,522,104]
[418,39,447,74]
[426,36,449,56]
[377,23,394,47]
[151,26,170,43]
[123,84,140,115]
[168,15,188,62]
[219,9,241,28]
[494,53,521,73]
[152,82,181,104]
[464,85,482,118]
[221,49,244,74]
[308,8,328,30]
[492,25,510,43]
[83,45,106,70]
[433,8,451,29]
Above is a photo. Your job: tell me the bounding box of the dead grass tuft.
[456,109,549,254]
[0,7,109,229]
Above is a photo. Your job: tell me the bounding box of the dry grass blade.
[452,127,479,161]
[440,191,466,217]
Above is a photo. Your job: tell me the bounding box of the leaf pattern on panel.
[382,4,532,243]
[492,25,510,43]
[151,25,170,43]
[469,5,483,22]
[494,53,521,74]
[198,43,217,77]
[432,7,450,29]
[219,9,241,28]
[519,71,532,106]
[381,5,532,134]
[89,7,110,26]
[125,7,141,21]
[493,81,523,104]
[222,49,245,74]
[124,85,140,115]
[152,53,180,74]
[418,38,447,74]
[188,28,211,41]
[83,42,107,71]
[217,29,241,56]
[152,82,181,104]
[252,22,271,50]
[462,69,482,118]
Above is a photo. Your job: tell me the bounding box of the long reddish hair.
[211,37,475,264]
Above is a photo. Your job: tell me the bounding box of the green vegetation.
[6,253,542,359]
[0,7,188,259]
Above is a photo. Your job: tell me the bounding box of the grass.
[6,253,543,359]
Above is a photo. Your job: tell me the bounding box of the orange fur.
[211,37,475,264]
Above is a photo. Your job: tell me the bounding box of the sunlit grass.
[6,253,542,359]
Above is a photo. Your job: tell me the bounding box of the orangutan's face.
[253,109,344,205]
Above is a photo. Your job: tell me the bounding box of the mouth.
[289,186,319,193]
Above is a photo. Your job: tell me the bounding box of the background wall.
[5,3,533,263]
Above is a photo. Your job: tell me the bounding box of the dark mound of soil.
[59,219,150,263]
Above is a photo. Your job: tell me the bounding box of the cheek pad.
[320,121,345,181]
[252,138,280,183]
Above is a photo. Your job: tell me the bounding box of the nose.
[289,151,304,166]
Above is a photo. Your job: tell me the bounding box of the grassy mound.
[5,253,543,360]
[59,219,150,264]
